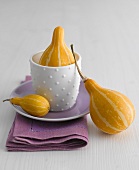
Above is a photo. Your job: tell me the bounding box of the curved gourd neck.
[51,26,64,46]
[85,79,102,94]
[10,97,21,105]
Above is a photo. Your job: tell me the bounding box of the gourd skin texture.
[39,26,75,67]
[10,94,50,117]
[85,79,135,134]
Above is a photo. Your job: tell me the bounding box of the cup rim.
[29,50,81,68]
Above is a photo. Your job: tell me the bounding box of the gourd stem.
[3,99,10,102]
[71,44,87,82]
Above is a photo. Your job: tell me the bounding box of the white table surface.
[0,0,139,169]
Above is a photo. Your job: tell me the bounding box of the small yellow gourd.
[3,94,50,117]
[71,45,135,134]
[39,26,75,67]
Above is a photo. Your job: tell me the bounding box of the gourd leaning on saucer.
[71,45,135,134]
[3,94,50,117]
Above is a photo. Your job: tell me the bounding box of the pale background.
[0,0,139,170]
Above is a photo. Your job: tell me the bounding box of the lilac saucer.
[10,81,90,122]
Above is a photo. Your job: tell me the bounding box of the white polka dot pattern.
[49,75,53,79]
[62,74,66,78]
[55,68,59,72]
[55,82,60,85]
[30,52,81,111]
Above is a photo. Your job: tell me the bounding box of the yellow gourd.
[39,26,75,67]
[3,94,50,117]
[71,45,135,134]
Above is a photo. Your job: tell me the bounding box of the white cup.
[30,51,81,111]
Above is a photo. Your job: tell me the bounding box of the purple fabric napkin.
[6,76,88,151]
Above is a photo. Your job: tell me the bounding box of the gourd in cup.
[71,45,135,134]
[3,94,50,117]
[30,26,81,111]
[39,26,75,66]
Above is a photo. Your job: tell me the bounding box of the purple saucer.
[10,81,90,122]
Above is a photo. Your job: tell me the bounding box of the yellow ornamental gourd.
[3,94,50,117]
[71,45,135,134]
[39,26,75,67]
[85,79,135,134]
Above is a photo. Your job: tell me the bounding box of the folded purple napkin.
[6,76,88,151]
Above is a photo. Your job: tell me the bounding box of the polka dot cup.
[30,51,81,111]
